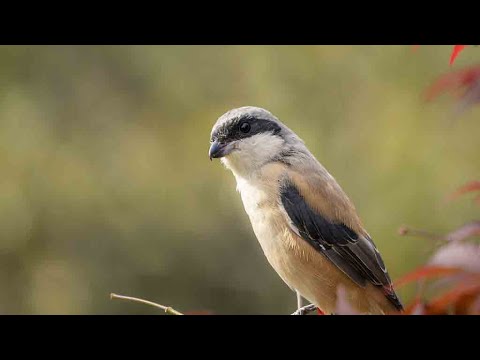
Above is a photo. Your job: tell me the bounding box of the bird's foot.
[291,304,317,315]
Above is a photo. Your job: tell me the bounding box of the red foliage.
[394,266,463,289]
[413,45,469,65]
[395,184,480,315]
[424,65,480,115]
[448,180,480,205]
[427,281,480,314]
[450,45,467,65]
[338,181,480,315]
[424,65,480,102]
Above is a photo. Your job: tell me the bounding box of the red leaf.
[450,45,466,66]
[394,266,463,289]
[453,292,480,315]
[469,295,480,314]
[411,45,468,64]
[427,281,480,314]
[424,65,480,102]
[448,180,480,201]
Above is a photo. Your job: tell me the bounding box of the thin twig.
[398,225,445,242]
[291,303,317,315]
[110,293,183,315]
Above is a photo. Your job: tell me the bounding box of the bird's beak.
[209,140,230,160]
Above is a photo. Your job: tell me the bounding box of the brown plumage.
[209,106,403,314]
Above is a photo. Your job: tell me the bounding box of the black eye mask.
[212,116,282,143]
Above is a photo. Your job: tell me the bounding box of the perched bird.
[209,106,403,314]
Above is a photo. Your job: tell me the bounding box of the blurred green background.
[0,45,478,314]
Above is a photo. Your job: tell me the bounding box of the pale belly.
[238,179,340,312]
[237,178,393,314]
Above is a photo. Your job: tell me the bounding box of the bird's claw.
[291,304,317,315]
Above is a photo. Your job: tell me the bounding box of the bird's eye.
[240,122,251,133]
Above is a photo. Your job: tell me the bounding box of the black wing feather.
[280,180,403,311]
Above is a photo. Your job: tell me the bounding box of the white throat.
[220,133,285,179]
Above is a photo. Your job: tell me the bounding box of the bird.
[208,106,403,314]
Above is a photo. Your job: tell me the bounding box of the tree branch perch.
[291,303,317,315]
[111,292,319,315]
[110,293,183,315]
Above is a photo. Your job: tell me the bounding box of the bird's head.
[209,106,305,176]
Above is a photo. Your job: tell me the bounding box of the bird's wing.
[279,176,403,311]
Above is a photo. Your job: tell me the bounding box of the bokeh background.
[0,45,478,314]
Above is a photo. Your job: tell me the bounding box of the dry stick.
[398,225,445,242]
[111,292,314,315]
[110,293,183,315]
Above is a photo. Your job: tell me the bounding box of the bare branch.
[398,222,480,243]
[398,225,444,242]
[110,293,183,315]
[291,303,317,315]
